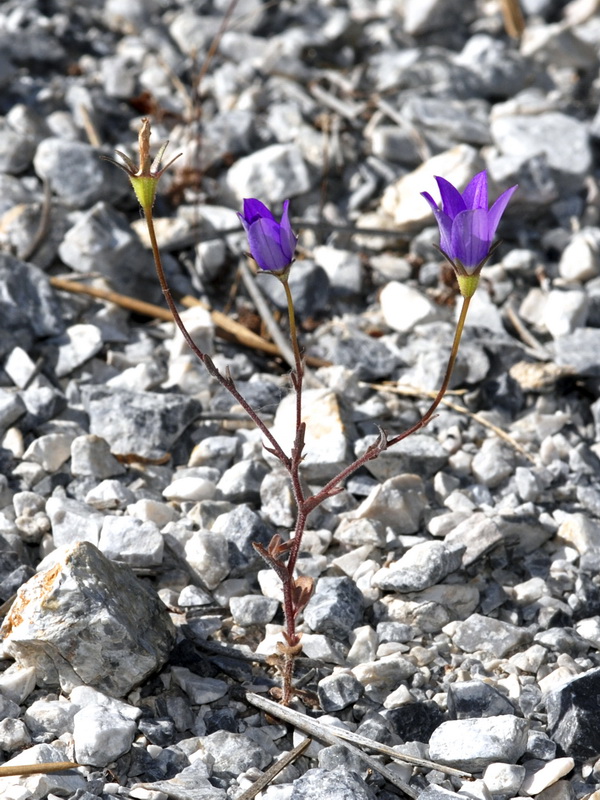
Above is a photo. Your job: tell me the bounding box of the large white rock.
[0,541,175,697]
[380,144,483,230]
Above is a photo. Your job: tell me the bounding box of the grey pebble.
[290,766,376,800]
[429,716,529,772]
[304,576,364,639]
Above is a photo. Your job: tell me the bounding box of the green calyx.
[457,273,480,298]
[130,175,158,213]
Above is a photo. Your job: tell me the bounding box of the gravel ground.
[0,0,600,799]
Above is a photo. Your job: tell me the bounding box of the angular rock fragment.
[0,541,175,697]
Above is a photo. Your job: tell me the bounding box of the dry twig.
[236,737,312,800]
[247,692,473,796]
[48,275,328,367]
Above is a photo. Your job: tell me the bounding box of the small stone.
[334,518,386,548]
[314,246,363,296]
[429,716,529,772]
[386,701,445,743]
[0,389,26,431]
[188,435,238,471]
[267,388,349,482]
[542,290,589,339]
[447,680,516,719]
[72,686,141,768]
[445,513,503,567]
[177,585,212,607]
[556,513,600,560]
[546,667,600,761]
[299,633,347,665]
[351,654,417,697]
[483,762,526,798]
[34,138,126,208]
[521,757,575,796]
[490,112,591,194]
[380,144,483,230]
[559,228,600,283]
[54,323,103,377]
[216,459,268,504]
[452,613,530,658]
[70,434,125,479]
[4,346,37,389]
[288,767,376,800]
[197,730,271,777]
[260,470,295,529]
[46,493,104,548]
[127,498,177,528]
[317,671,364,712]
[346,625,378,667]
[24,698,79,741]
[226,144,312,204]
[352,474,427,534]
[0,694,21,724]
[0,743,86,797]
[13,490,50,544]
[0,254,64,357]
[211,504,274,572]
[98,516,164,568]
[0,541,175,696]
[163,476,217,503]
[170,667,229,705]
[82,387,202,460]
[380,281,439,333]
[85,479,135,511]
[373,541,465,593]
[0,665,36,705]
[471,439,515,488]
[229,594,278,626]
[303,576,364,640]
[184,530,230,590]
[357,433,448,482]
[0,717,31,752]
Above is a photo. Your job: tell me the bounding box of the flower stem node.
[421,170,517,297]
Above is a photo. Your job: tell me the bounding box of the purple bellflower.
[238,199,298,276]
[421,170,517,297]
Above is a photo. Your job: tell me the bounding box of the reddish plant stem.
[144,207,289,466]
[304,294,472,514]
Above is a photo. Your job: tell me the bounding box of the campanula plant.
[109,120,518,705]
[421,170,517,298]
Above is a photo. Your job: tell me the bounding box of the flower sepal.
[103,118,181,213]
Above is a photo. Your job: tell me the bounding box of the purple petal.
[421,191,439,213]
[279,200,298,262]
[461,170,488,211]
[242,198,275,226]
[422,191,455,255]
[247,218,289,271]
[432,208,454,257]
[237,211,250,233]
[486,184,518,241]
[434,176,466,219]
[450,209,491,270]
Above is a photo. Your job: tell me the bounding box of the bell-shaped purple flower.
[421,170,517,275]
[238,199,298,274]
